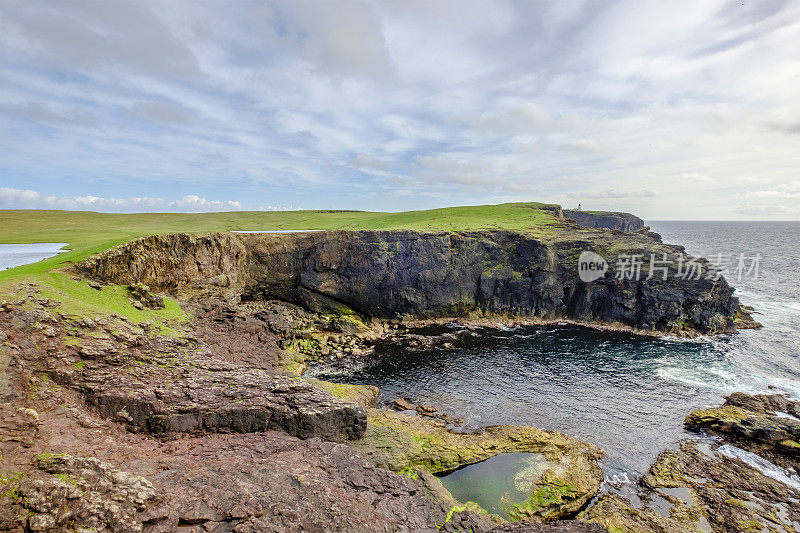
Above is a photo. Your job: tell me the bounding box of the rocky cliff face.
[563,210,645,232]
[79,229,746,336]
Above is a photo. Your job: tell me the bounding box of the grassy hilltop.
[0,202,563,282]
[0,203,565,328]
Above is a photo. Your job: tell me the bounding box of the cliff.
[563,210,645,232]
[78,228,746,336]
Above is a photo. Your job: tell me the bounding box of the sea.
[307,222,800,482]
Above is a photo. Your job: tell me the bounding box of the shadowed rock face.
[80,229,746,336]
[562,210,645,232]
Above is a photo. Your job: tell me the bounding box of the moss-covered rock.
[351,409,604,521]
[304,378,379,408]
[583,440,800,533]
[685,393,800,464]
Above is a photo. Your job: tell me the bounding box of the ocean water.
[0,243,67,270]
[308,222,800,480]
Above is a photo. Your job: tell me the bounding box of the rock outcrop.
[79,229,749,336]
[562,210,645,232]
[73,365,367,441]
[584,394,800,532]
[0,283,607,532]
[685,393,800,466]
[584,440,800,533]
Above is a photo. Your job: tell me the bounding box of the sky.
[1,0,799,219]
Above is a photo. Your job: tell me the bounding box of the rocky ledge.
[79,227,753,337]
[685,392,800,467]
[562,210,645,233]
[0,285,606,532]
[584,393,800,532]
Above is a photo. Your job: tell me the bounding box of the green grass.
[0,202,563,326]
[0,202,562,282]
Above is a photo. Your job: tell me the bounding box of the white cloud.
[558,139,601,154]
[0,0,799,218]
[0,187,261,212]
[348,154,392,171]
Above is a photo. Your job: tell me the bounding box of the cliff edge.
[562,210,645,232]
[78,226,751,336]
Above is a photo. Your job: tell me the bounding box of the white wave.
[717,444,800,492]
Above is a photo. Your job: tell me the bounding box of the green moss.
[506,479,578,521]
[36,452,67,461]
[304,378,378,407]
[398,466,419,480]
[0,472,23,499]
[413,435,432,453]
[437,503,487,529]
[287,337,321,354]
[71,361,85,370]
[686,406,750,427]
[55,473,79,487]
[736,518,765,532]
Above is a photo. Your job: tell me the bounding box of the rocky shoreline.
[0,278,793,532]
[0,219,787,533]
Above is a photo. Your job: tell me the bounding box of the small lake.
[0,243,68,270]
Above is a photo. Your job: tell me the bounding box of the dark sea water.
[307,222,800,481]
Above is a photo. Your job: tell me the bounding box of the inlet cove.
[1,204,798,533]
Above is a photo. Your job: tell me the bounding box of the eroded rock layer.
[79,229,747,336]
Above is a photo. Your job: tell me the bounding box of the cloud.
[131,101,193,127]
[569,189,656,199]
[0,1,799,218]
[558,139,601,154]
[3,102,99,128]
[736,204,790,216]
[467,102,557,136]
[348,154,392,171]
[0,187,256,212]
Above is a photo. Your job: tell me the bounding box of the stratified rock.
[139,432,458,532]
[562,210,644,232]
[685,393,800,462]
[80,229,749,336]
[71,363,367,442]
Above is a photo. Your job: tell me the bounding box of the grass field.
[0,202,563,281]
[0,202,564,326]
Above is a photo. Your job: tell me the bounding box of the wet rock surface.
[585,439,800,533]
[584,394,800,532]
[685,392,800,465]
